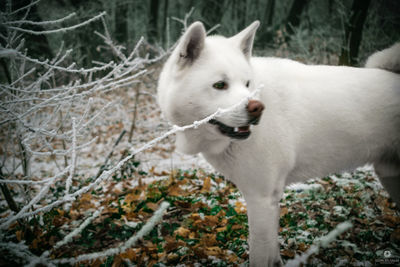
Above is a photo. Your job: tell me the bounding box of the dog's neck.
[175,128,231,155]
[175,128,243,181]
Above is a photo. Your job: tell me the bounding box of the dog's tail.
[365,43,400,73]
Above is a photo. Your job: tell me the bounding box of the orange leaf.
[189,231,196,239]
[204,215,219,227]
[280,207,288,217]
[91,259,103,267]
[228,253,240,263]
[111,255,122,267]
[200,233,217,246]
[80,193,92,203]
[216,226,227,232]
[231,224,242,230]
[124,191,145,204]
[15,230,22,241]
[146,202,159,211]
[120,248,136,260]
[235,201,247,214]
[190,213,201,220]
[31,239,38,249]
[298,242,309,252]
[168,184,188,197]
[205,246,222,256]
[281,249,295,258]
[201,177,211,193]
[174,227,190,238]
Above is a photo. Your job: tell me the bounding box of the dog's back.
[365,43,400,74]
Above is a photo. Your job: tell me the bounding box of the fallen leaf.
[280,207,289,217]
[235,201,247,214]
[146,202,158,211]
[205,246,222,256]
[298,242,309,252]
[201,177,211,193]
[112,255,122,267]
[120,248,137,260]
[200,233,217,246]
[16,230,22,241]
[216,226,227,232]
[281,249,295,258]
[174,227,190,238]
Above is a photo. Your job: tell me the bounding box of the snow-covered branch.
[5,12,77,26]
[285,221,353,267]
[6,12,106,35]
[52,202,170,265]
[0,3,226,265]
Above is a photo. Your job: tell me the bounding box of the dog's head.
[157,21,264,153]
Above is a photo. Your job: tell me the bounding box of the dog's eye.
[246,80,250,87]
[213,81,228,90]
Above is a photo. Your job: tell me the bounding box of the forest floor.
[1,61,400,266]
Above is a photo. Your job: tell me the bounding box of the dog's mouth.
[209,117,260,140]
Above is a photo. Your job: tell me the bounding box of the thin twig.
[128,86,140,143]
[6,12,107,35]
[95,129,127,179]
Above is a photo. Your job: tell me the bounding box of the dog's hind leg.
[375,160,400,208]
[379,175,400,207]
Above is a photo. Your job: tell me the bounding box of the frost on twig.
[0,2,223,264]
[52,202,170,265]
[0,0,168,256]
[0,3,255,266]
[285,221,353,267]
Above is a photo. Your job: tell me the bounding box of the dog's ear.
[177,22,206,67]
[230,21,260,59]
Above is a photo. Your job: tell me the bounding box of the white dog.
[157,21,400,266]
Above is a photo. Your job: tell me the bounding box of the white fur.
[365,43,400,73]
[157,21,400,266]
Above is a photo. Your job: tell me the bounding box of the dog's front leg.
[244,192,283,267]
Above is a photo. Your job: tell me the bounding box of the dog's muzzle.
[209,100,264,140]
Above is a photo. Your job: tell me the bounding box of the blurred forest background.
[2,0,400,80]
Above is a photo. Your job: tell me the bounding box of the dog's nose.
[247,100,264,118]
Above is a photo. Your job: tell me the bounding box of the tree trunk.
[264,0,275,26]
[149,0,160,43]
[115,2,127,43]
[0,171,19,213]
[285,0,309,35]
[201,0,224,28]
[162,0,169,47]
[339,0,371,66]
[258,0,275,44]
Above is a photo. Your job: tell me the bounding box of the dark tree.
[339,0,371,66]
[285,0,309,35]
[264,0,275,26]
[201,0,224,28]
[149,0,160,43]
[258,0,275,44]
[328,0,334,16]
[162,0,169,46]
[115,2,127,43]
